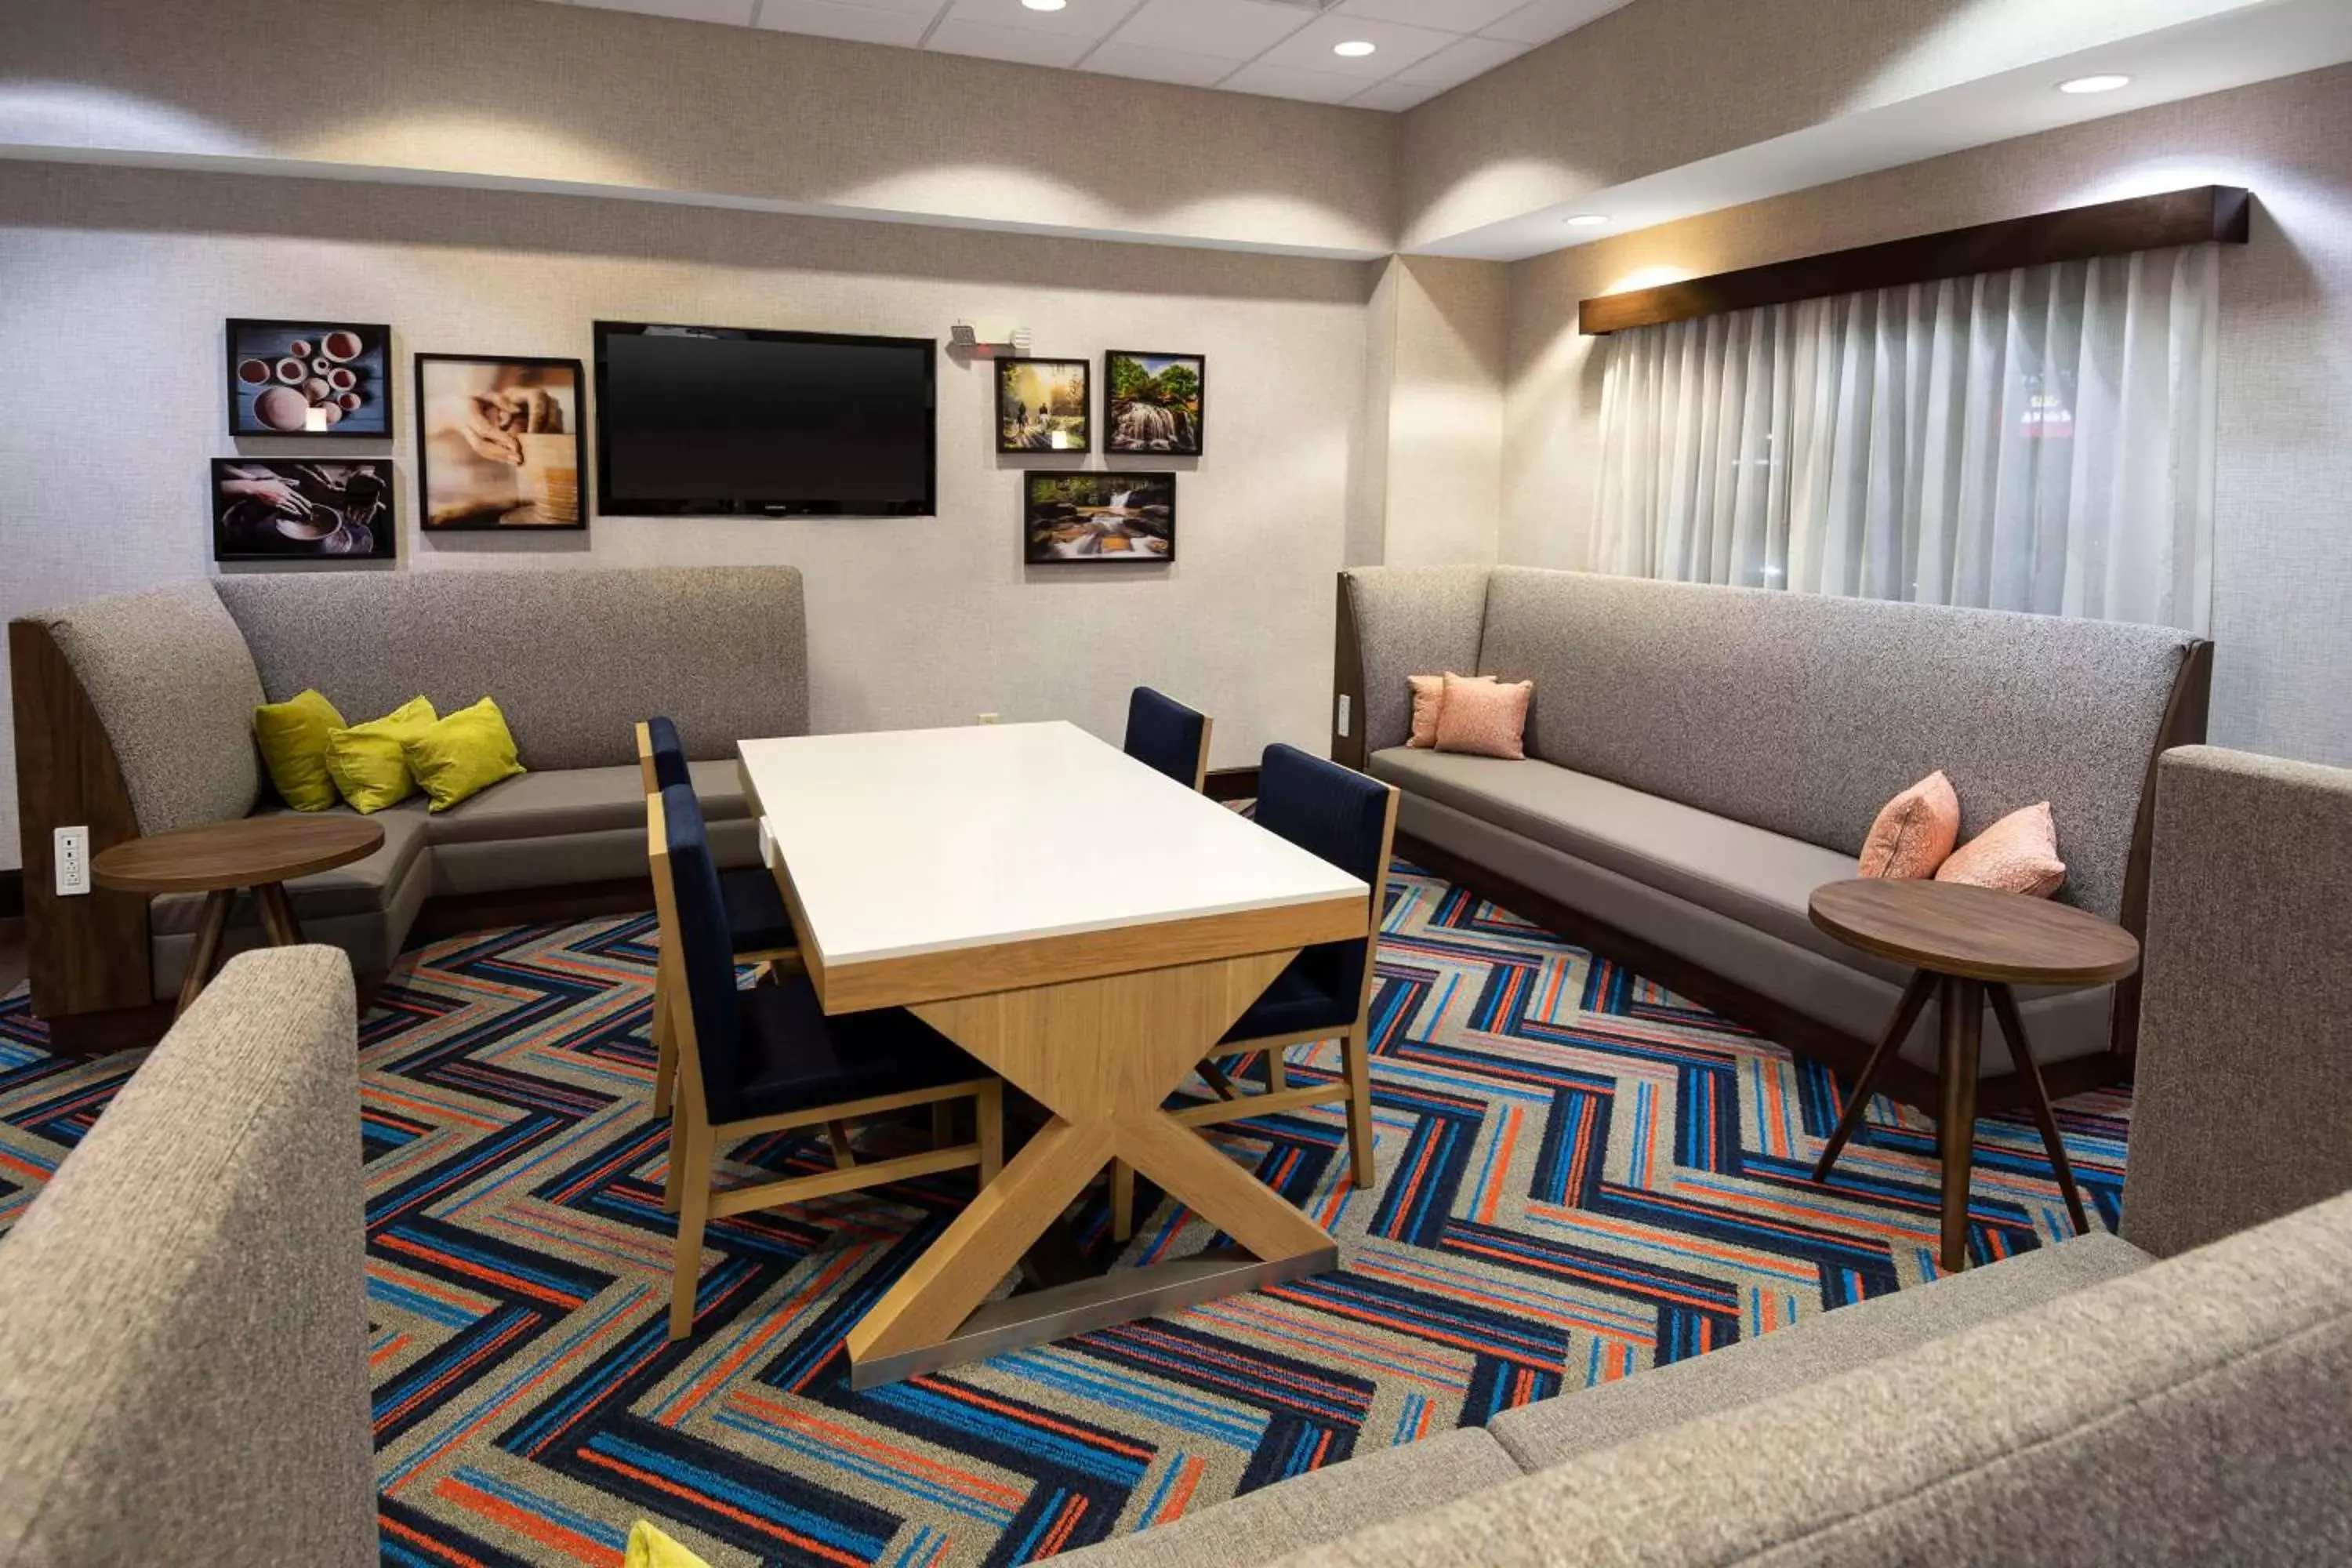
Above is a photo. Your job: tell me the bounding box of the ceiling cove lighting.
[2058,74,2132,94]
[1021,0,1068,10]
[1563,213,1612,227]
[1334,40,1377,57]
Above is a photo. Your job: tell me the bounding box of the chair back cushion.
[645,715,691,792]
[1123,687,1207,787]
[216,567,807,771]
[1474,568,2195,920]
[660,782,741,1073]
[1255,743,1390,1006]
[35,583,265,836]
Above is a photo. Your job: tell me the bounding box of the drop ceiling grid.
[554,0,1635,108]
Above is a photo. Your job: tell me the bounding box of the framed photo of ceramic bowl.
[227,319,392,438]
[211,458,397,561]
[1024,471,1174,564]
[415,354,588,530]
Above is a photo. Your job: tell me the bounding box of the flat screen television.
[593,321,937,517]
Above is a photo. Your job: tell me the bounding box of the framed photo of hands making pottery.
[414,354,588,530]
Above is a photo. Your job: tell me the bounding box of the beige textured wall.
[0,0,1397,257]
[1400,0,2264,249]
[1501,64,2352,768]
[1379,257,1507,567]
[0,162,1377,869]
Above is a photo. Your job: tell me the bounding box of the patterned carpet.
[0,861,2129,1567]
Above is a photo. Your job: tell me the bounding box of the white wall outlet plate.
[1336,694,1352,738]
[53,825,90,896]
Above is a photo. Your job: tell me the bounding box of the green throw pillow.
[404,696,526,812]
[325,696,438,814]
[253,688,347,811]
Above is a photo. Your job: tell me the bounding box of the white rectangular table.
[738,721,1372,1387]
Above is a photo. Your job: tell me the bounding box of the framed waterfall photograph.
[1105,350,1204,456]
[1023,471,1174,564]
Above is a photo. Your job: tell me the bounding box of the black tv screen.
[593,321,936,516]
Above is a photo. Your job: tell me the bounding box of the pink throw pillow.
[1406,672,1492,749]
[1857,771,1961,880]
[1432,672,1531,760]
[1936,801,2067,898]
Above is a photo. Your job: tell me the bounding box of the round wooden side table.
[93,815,385,1018]
[1807,878,2141,1273]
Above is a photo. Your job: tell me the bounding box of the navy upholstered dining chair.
[637,719,803,1122]
[1110,743,1399,1240]
[649,782,1001,1341]
[1123,687,1212,791]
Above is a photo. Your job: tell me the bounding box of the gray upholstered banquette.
[1333,566,2209,1095]
[13,567,807,1033]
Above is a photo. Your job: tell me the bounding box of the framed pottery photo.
[997,358,1091,454]
[211,458,397,561]
[226,319,392,438]
[1024,471,1175,564]
[414,354,588,530]
[1105,350,1204,456]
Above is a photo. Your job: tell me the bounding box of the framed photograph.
[415,354,587,530]
[226,319,391,438]
[1106,350,1205,456]
[211,459,396,561]
[1024,471,1175,564]
[997,358,1091,454]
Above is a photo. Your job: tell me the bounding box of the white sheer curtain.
[1590,244,2220,633]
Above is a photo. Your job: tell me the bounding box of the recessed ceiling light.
[1563,213,1612,227]
[1021,0,1068,10]
[2057,74,2132,94]
[1333,40,1377,58]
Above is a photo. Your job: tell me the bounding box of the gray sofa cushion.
[1057,1428,1520,1568]
[36,583,264,837]
[215,567,808,771]
[1370,747,1870,971]
[1276,1190,2352,1567]
[1344,566,1490,754]
[424,759,750,844]
[149,800,431,931]
[0,948,376,1567]
[1472,568,2194,921]
[1487,1232,2150,1470]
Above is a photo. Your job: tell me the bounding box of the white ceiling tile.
[1332,0,1523,32]
[1396,33,1528,87]
[753,0,935,45]
[1080,40,1240,88]
[1217,60,1372,104]
[574,0,758,23]
[1347,78,1443,111]
[1256,13,1457,78]
[924,15,1096,64]
[1479,0,1635,45]
[939,0,1128,39]
[1105,0,1315,64]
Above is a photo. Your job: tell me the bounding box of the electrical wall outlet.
[1335,694,1352,738]
[53,826,90,896]
[978,712,1000,725]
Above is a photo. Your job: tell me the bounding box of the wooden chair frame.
[636,722,803,1121]
[647,791,1002,1341]
[1111,781,1398,1240]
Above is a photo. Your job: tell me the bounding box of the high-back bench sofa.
[9,566,807,1051]
[1332,566,2211,1109]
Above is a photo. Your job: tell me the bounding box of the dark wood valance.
[1578,186,2251,336]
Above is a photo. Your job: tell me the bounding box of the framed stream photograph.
[1023,471,1174,564]
[997,358,1091,453]
[415,354,587,530]
[226,318,392,438]
[211,458,396,561]
[1105,350,1204,456]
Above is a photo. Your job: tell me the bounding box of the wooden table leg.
[1988,983,2092,1237]
[256,882,303,946]
[1813,968,1936,1183]
[845,949,1334,1388]
[1936,975,1984,1272]
[176,889,235,1018]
